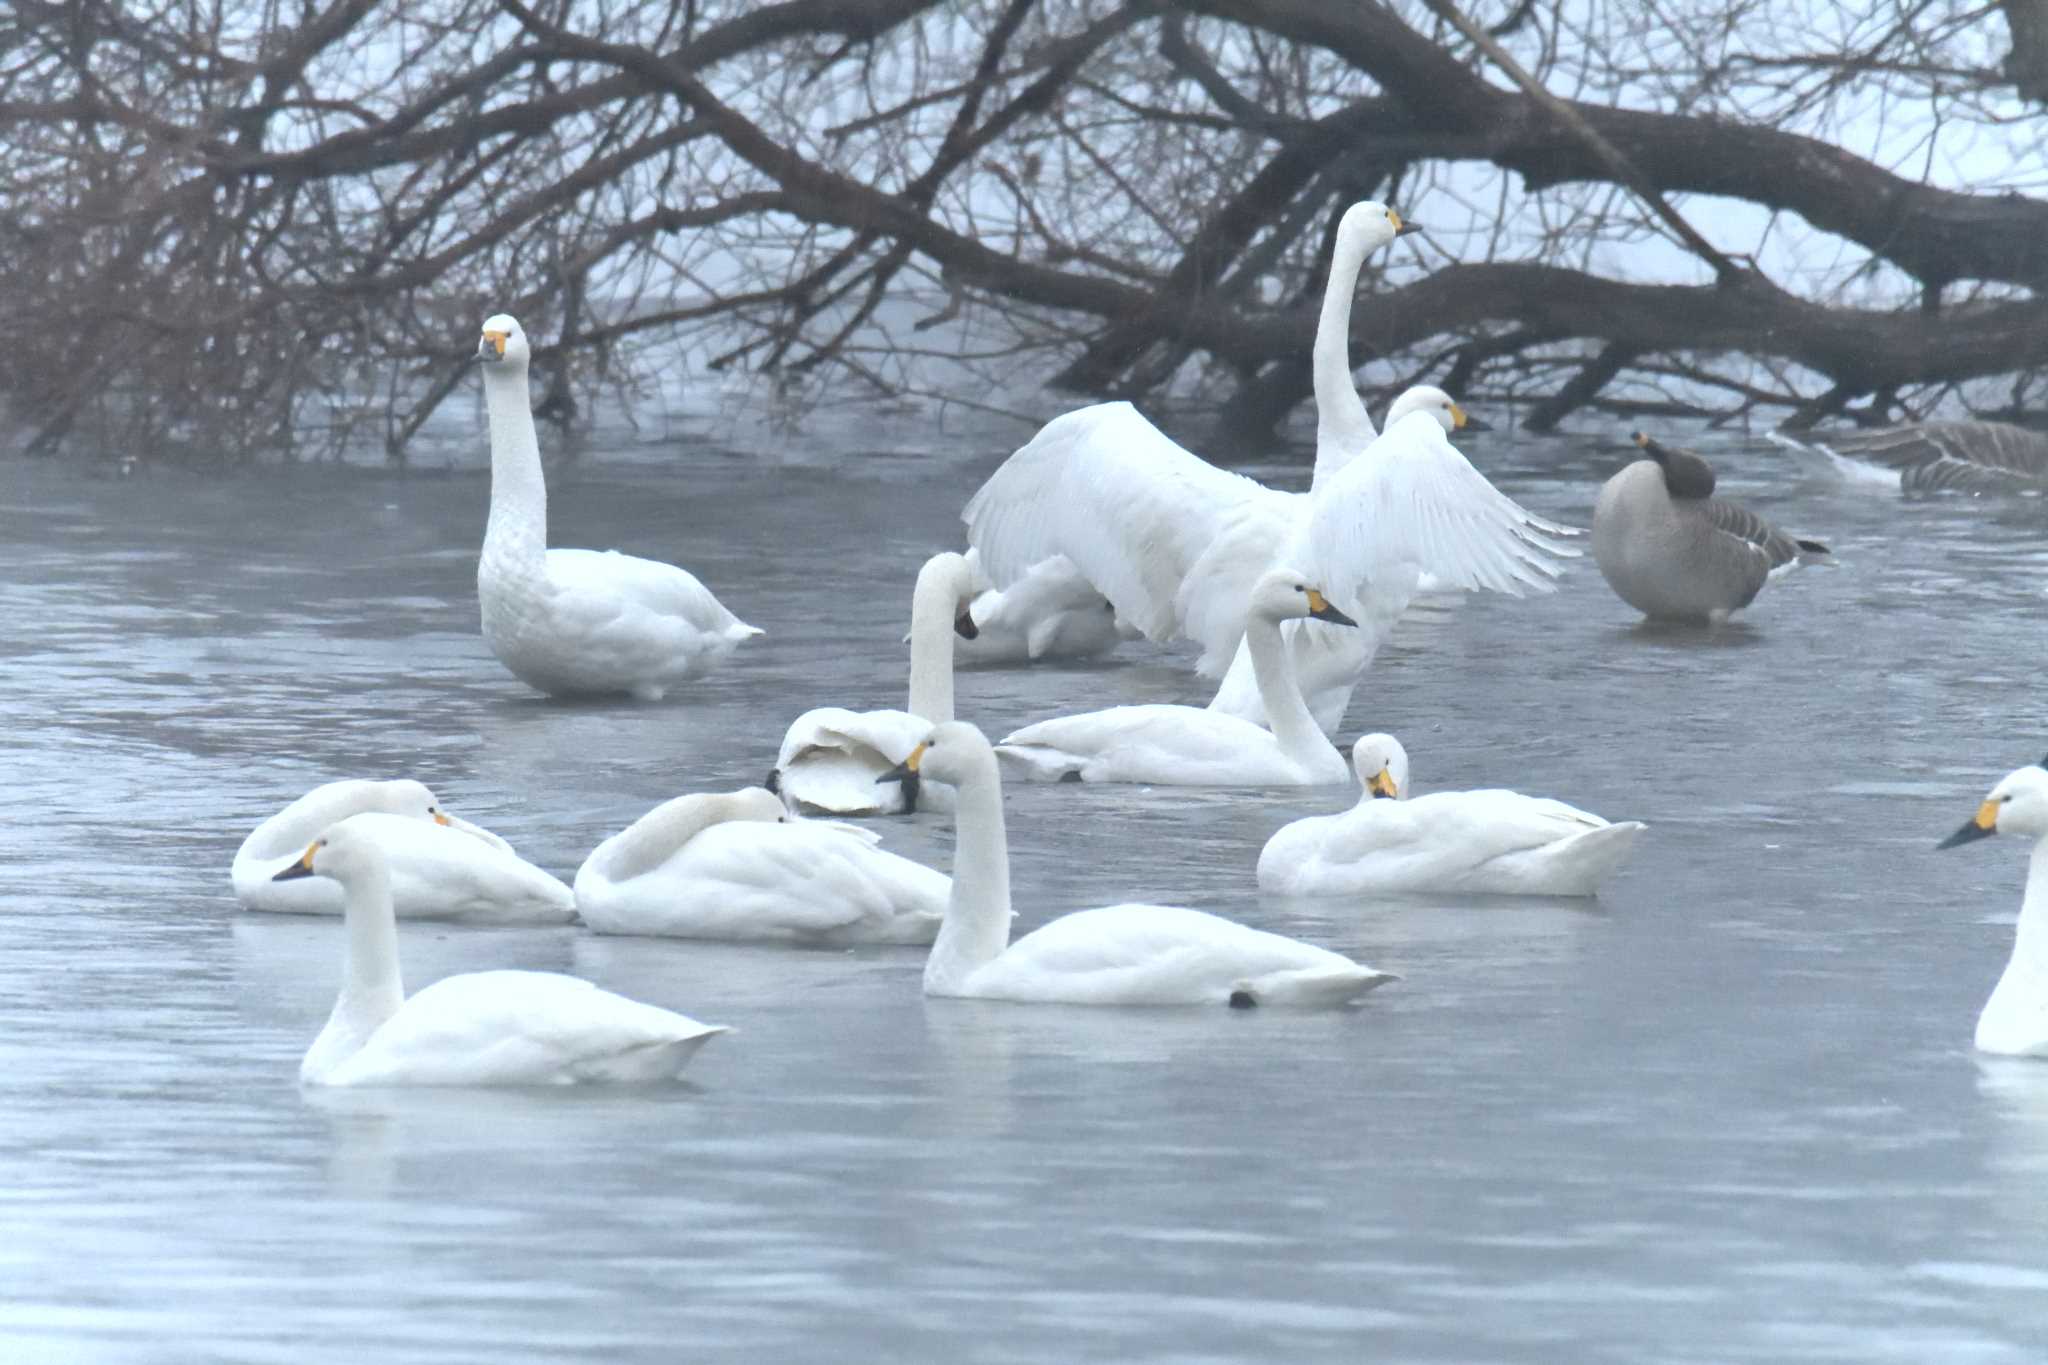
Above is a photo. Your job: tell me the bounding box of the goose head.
[1939,762,2048,848]
[1351,733,1410,799]
[1384,385,1478,435]
[879,719,999,795]
[1248,568,1357,627]
[271,813,392,885]
[1631,431,1717,499]
[478,314,532,370]
[1335,200,1421,256]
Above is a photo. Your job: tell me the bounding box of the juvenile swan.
[883,722,1393,1007]
[277,815,727,1085]
[1592,432,1828,623]
[233,779,573,922]
[574,787,948,943]
[476,314,759,698]
[1258,734,1646,897]
[994,569,1357,786]
[1936,758,2048,1057]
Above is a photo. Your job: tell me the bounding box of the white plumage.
[950,549,1130,664]
[1935,760,2048,1057]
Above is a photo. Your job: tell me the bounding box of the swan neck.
[1311,231,1376,491]
[481,364,548,573]
[2014,842,2048,967]
[906,561,960,722]
[924,768,1013,994]
[1247,613,1327,761]
[598,794,741,883]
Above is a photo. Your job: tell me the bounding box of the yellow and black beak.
[1389,208,1421,237]
[1937,798,2000,850]
[954,610,979,641]
[1367,767,1400,800]
[478,329,508,362]
[431,808,451,827]
[271,841,319,882]
[874,741,927,814]
[1305,589,1357,628]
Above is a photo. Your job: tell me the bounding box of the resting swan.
[1937,758,2048,1057]
[883,721,1394,1007]
[232,779,573,922]
[277,815,727,1085]
[574,786,948,943]
[1258,734,1647,897]
[772,550,979,814]
[951,549,1128,665]
[476,314,759,699]
[994,569,1355,786]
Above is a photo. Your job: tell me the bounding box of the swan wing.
[236,812,572,921]
[775,707,932,814]
[996,704,1301,785]
[544,548,757,646]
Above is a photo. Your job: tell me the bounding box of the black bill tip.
[1937,819,1995,850]
[954,610,979,641]
[272,861,315,882]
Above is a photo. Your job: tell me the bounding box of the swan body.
[476,314,758,699]
[1769,421,2048,493]
[1593,432,1828,623]
[574,787,947,943]
[279,816,726,1086]
[1258,734,1646,897]
[893,721,1393,1007]
[233,779,573,922]
[996,570,1355,786]
[773,551,978,815]
[1937,761,2048,1057]
[952,550,1128,664]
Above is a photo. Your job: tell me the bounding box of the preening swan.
[1769,420,2048,493]
[233,779,573,923]
[773,550,980,815]
[883,722,1393,1007]
[574,786,948,943]
[1258,734,1646,897]
[276,815,727,1085]
[994,569,1356,787]
[1592,432,1829,623]
[951,549,1128,665]
[1937,759,2048,1057]
[476,314,759,699]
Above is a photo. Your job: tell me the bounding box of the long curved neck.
[1311,229,1377,493]
[481,364,548,575]
[598,794,752,882]
[906,559,962,721]
[924,766,1013,994]
[1246,612,1330,762]
[305,860,406,1080]
[2011,842,2048,978]
[249,783,372,860]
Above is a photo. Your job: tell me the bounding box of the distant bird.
[1935,755,2048,1057]
[1592,432,1829,623]
[1769,420,2048,493]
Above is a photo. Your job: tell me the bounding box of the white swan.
[951,549,1129,665]
[1937,759,2048,1057]
[993,569,1355,786]
[476,314,759,699]
[233,779,573,923]
[1258,734,1647,897]
[276,815,727,1085]
[884,721,1394,1006]
[574,786,948,943]
[773,550,980,815]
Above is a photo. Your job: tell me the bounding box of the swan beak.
[1937,799,2001,849]
[1454,405,1492,432]
[954,609,980,641]
[1305,589,1357,628]
[431,808,451,827]
[478,329,508,361]
[876,741,927,785]
[1368,768,1400,800]
[272,842,318,881]
[1390,210,1421,236]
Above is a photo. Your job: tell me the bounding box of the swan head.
[1336,201,1420,254]
[367,778,453,827]
[915,551,982,640]
[1632,431,1717,499]
[270,813,393,885]
[1351,733,1409,800]
[478,314,531,369]
[1939,764,2048,848]
[1249,568,1357,627]
[727,786,791,824]
[879,719,997,793]
[1384,385,1470,435]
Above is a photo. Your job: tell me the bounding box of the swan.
[1592,432,1829,623]
[233,779,573,923]
[950,549,1129,665]
[1258,734,1647,897]
[574,786,948,943]
[993,569,1356,786]
[276,815,727,1085]
[1769,421,2048,493]
[772,550,980,814]
[1936,758,2048,1057]
[476,314,759,699]
[881,721,1394,1007]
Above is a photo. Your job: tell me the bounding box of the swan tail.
[1509,820,1647,895]
[1241,963,1398,1007]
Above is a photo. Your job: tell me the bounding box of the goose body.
[476,314,758,700]
[574,787,947,943]
[232,779,573,923]
[1769,421,2048,493]
[1258,734,1645,897]
[1937,761,2048,1057]
[894,722,1393,1007]
[279,816,726,1086]
[1592,433,1828,623]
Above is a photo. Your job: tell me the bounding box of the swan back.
[238,779,444,863]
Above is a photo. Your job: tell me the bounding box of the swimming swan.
[233,779,573,922]
[994,570,1356,786]
[882,721,1394,1007]
[574,786,948,943]
[773,550,980,815]
[276,815,727,1085]
[1258,734,1647,897]
[476,314,759,699]
[1937,758,2048,1057]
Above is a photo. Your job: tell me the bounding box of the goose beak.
[1937,799,2000,849]
[1305,589,1357,628]
[478,330,508,362]
[272,842,318,882]
[1390,209,1421,236]
[954,610,979,641]
[1368,767,1400,799]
